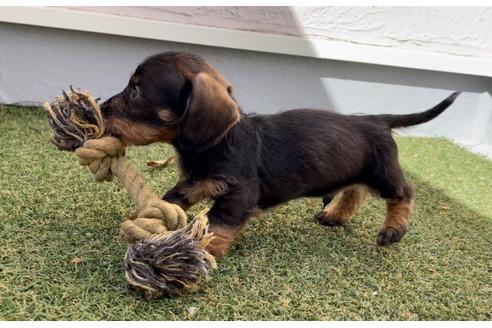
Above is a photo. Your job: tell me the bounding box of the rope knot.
[45,88,216,298]
[143,199,187,230]
[75,137,125,182]
[119,200,187,243]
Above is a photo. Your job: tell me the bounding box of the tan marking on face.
[157,109,178,123]
[106,117,176,146]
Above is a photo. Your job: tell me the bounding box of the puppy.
[101,51,460,258]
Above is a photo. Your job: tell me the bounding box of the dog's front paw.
[207,224,237,259]
[377,225,407,246]
[315,211,347,227]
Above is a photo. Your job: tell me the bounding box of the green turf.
[0,105,491,320]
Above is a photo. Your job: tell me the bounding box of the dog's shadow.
[211,172,491,293]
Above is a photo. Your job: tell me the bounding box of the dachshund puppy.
[101,51,460,258]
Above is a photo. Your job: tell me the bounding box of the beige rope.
[44,88,216,298]
[74,137,187,240]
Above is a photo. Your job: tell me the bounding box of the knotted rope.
[43,88,216,298]
[75,137,188,237]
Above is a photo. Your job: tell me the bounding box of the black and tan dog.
[99,51,460,258]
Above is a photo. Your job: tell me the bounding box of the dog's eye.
[129,85,139,100]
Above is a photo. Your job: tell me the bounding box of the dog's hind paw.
[377,226,407,246]
[315,211,347,227]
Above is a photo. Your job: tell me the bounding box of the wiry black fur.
[170,98,459,225]
[101,51,460,248]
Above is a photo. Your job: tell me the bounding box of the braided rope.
[75,137,188,238]
[44,88,216,298]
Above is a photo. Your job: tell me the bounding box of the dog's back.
[252,110,373,206]
[251,92,460,208]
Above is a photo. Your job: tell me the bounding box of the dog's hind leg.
[315,184,369,227]
[368,154,415,246]
[373,176,414,246]
[322,193,336,207]
[378,196,414,246]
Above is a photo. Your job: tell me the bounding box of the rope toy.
[43,88,216,298]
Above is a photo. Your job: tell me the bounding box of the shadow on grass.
[191,172,492,320]
[41,172,489,320]
[0,106,489,319]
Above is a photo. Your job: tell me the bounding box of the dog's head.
[101,52,240,152]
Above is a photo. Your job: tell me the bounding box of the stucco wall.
[0,21,491,159]
[66,6,492,60]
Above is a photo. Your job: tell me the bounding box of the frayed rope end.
[124,213,216,299]
[43,87,105,152]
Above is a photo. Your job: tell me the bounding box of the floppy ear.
[177,72,240,152]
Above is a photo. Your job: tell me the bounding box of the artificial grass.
[0,105,490,320]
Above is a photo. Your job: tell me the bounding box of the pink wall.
[63,6,492,59]
[63,6,304,36]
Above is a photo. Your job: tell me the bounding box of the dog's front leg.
[161,182,194,212]
[205,188,258,258]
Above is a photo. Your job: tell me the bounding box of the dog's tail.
[371,91,461,129]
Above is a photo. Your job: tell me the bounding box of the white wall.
[67,6,492,60]
[0,12,491,159]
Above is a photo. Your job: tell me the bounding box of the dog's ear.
[177,72,240,152]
